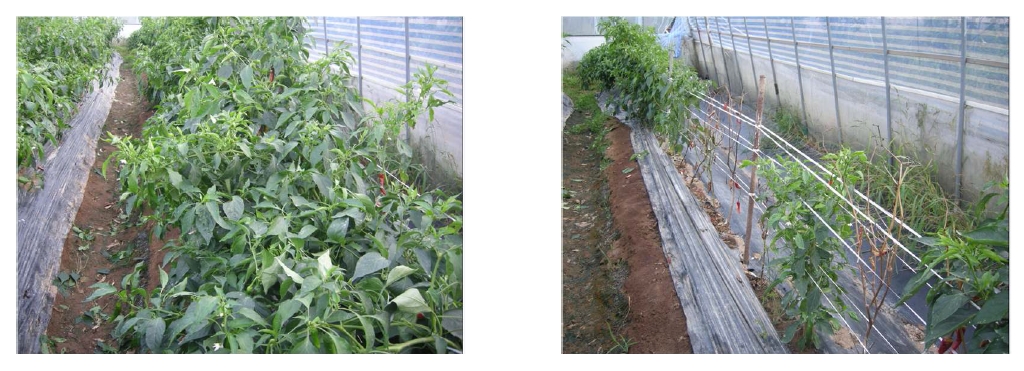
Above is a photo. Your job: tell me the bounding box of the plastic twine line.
[687,102,930,328]
[691,91,981,311]
[695,91,924,241]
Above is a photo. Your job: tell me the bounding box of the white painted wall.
[561,36,605,69]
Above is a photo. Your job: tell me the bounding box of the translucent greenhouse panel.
[832,48,883,83]
[306,17,330,60]
[966,17,1008,63]
[836,76,888,151]
[562,17,600,36]
[408,17,463,103]
[324,17,358,51]
[301,16,463,181]
[966,63,1009,109]
[707,17,729,50]
[358,17,407,92]
[763,17,795,64]
[965,17,1008,109]
[884,17,962,56]
[792,17,828,45]
[739,17,767,57]
[888,54,961,100]
[829,17,883,50]
[407,17,463,178]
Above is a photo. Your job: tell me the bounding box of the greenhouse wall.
[306,16,463,187]
[683,17,1008,204]
[561,17,681,68]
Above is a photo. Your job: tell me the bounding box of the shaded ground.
[562,111,628,354]
[43,61,156,354]
[562,110,691,354]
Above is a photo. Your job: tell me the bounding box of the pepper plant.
[578,17,708,150]
[896,179,1008,353]
[747,149,865,350]
[90,17,461,354]
[16,17,122,175]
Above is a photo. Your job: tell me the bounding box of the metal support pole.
[714,17,734,93]
[726,17,744,94]
[954,17,968,203]
[356,17,363,97]
[826,17,843,144]
[791,17,809,130]
[694,18,709,79]
[764,17,781,107]
[704,17,720,86]
[404,17,411,143]
[743,17,758,94]
[322,17,329,56]
[881,17,893,166]
[743,75,767,265]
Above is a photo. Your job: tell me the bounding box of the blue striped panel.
[304,16,463,104]
[698,17,1008,109]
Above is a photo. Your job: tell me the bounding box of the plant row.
[575,17,1008,353]
[749,150,1008,353]
[578,17,709,154]
[90,17,462,354]
[16,17,122,175]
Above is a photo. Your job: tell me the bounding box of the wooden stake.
[742,75,766,265]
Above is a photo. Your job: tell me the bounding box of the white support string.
[807,268,871,353]
[696,91,924,240]
[686,103,930,328]
[704,118,967,350]
[815,263,899,353]
[690,113,915,353]
[689,92,980,311]
[700,124,909,354]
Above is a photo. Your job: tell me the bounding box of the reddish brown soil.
[145,227,179,293]
[562,111,691,354]
[43,61,156,354]
[604,121,691,354]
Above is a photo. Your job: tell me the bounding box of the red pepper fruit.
[269,67,275,83]
[378,173,387,195]
[950,327,965,352]
[950,338,961,353]
[417,313,425,320]
[938,337,953,354]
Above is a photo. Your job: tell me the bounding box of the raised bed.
[17,53,122,354]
